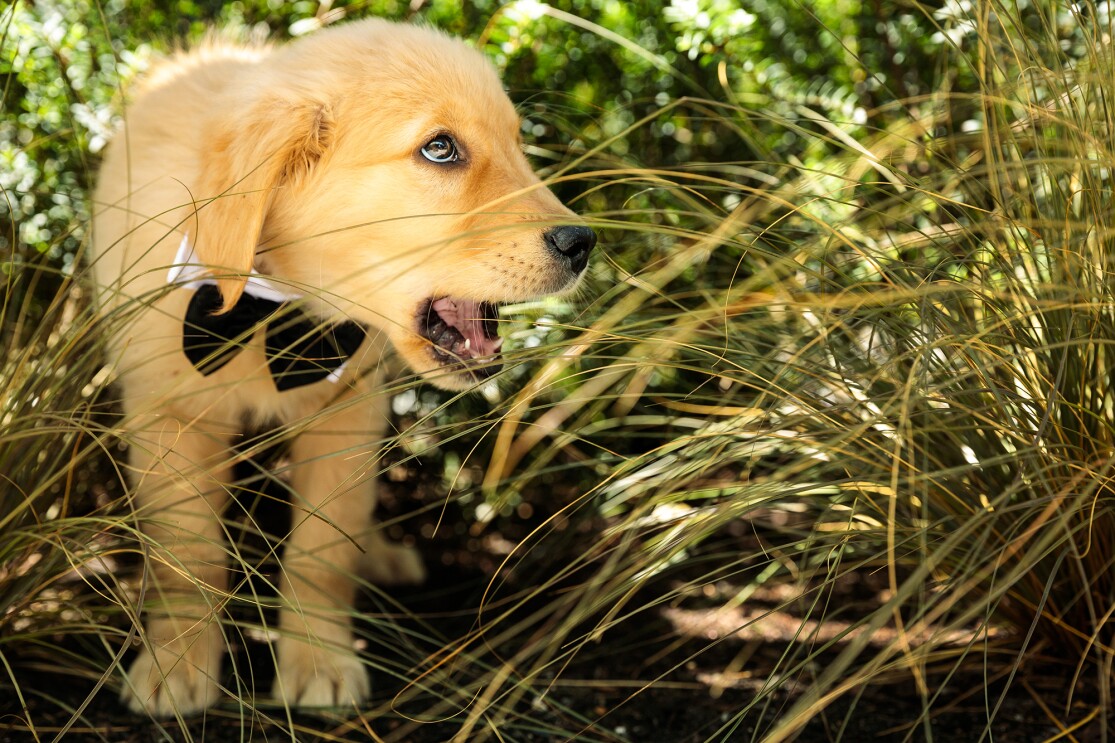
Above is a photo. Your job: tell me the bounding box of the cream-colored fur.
[91,19,590,716]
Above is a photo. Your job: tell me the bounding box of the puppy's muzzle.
[544,225,597,275]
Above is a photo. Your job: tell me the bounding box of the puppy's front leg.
[273,384,423,709]
[121,414,232,716]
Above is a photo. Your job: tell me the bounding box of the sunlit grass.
[6,1,1115,741]
[463,4,1115,741]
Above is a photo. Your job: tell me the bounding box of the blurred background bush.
[1,0,960,295]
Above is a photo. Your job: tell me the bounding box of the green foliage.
[0,0,950,288]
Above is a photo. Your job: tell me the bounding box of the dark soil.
[1,451,1108,742]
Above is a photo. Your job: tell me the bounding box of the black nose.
[544,225,596,275]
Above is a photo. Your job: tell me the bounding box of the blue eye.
[421,135,459,163]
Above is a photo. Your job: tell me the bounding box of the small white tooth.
[464,338,471,351]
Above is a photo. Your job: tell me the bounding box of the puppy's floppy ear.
[192,97,333,311]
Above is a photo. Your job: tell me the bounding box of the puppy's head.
[190,19,595,390]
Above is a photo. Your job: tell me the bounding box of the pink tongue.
[431,297,502,357]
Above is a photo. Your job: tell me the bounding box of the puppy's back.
[90,38,272,309]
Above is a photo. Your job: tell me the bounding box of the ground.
[0,450,1107,742]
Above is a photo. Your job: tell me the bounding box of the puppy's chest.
[158,332,358,428]
[174,300,388,422]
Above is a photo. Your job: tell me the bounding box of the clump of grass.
[465,3,1115,741]
[0,258,139,736]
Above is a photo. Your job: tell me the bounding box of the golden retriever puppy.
[91,18,594,716]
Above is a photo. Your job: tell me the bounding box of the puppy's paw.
[358,537,426,586]
[272,637,369,708]
[120,639,222,716]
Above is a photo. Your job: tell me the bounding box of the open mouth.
[418,297,504,379]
